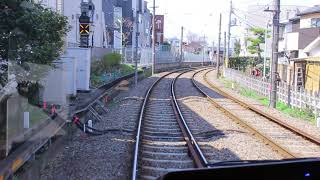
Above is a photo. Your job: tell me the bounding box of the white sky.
[145,0,319,42]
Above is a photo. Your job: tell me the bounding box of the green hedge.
[102,52,121,70]
[229,56,268,71]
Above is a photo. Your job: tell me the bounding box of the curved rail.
[131,71,175,180]
[191,69,297,159]
[171,71,209,167]
[131,69,209,180]
[203,69,320,147]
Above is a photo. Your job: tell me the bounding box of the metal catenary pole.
[180,26,184,63]
[226,0,232,68]
[223,31,226,68]
[270,0,280,108]
[134,10,139,86]
[217,13,222,78]
[263,21,270,78]
[202,34,206,66]
[212,41,215,66]
[152,0,156,75]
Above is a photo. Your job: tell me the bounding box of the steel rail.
[131,69,209,180]
[203,69,320,147]
[171,70,209,168]
[192,69,297,159]
[131,70,185,180]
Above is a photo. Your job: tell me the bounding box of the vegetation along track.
[193,68,320,158]
[131,69,208,180]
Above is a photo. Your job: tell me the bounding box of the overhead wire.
[232,11,265,29]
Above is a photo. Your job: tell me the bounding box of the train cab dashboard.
[159,158,320,180]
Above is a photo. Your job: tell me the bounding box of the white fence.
[224,69,320,115]
[121,46,210,65]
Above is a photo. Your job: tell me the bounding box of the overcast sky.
[145,0,319,42]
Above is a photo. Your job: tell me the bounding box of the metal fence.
[224,69,320,115]
[121,45,211,66]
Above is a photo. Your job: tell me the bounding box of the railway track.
[131,70,208,180]
[193,68,320,158]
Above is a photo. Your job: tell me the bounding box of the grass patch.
[90,64,142,87]
[220,78,316,125]
[22,100,48,127]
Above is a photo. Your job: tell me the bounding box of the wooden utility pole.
[270,0,280,108]
[217,13,222,78]
[152,0,156,75]
[180,26,184,63]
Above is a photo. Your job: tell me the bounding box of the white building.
[35,0,63,13]
[237,5,306,58]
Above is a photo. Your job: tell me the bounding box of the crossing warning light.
[80,23,90,35]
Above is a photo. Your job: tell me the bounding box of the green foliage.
[234,39,241,57]
[90,63,137,87]
[101,53,121,70]
[0,0,69,63]
[91,60,104,76]
[246,27,270,61]
[229,56,264,70]
[0,0,69,87]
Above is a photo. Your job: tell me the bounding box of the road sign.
[80,23,90,35]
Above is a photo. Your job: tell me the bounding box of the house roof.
[303,36,320,53]
[291,56,320,63]
[297,5,320,16]
[289,16,300,21]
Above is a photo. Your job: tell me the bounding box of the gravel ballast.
[205,70,320,141]
[175,70,282,163]
[40,72,168,180]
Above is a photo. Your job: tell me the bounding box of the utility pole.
[226,0,232,68]
[152,0,156,75]
[270,0,280,108]
[223,31,226,67]
[263,21,270,78]
[212,41,214,66]
[180,26,184,63]
[217,13,222,78]
[134,10,139,86]
[202,34,206,66]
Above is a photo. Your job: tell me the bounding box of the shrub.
[91,60,103,76]
[229,56,268,71]
[101,52,121,71]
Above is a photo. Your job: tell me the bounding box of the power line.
[233,8,271,19]
[232,11,265,29]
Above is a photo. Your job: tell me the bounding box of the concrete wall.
[64,48,91,91]
[60,57,77,96]
[279,32,299,52]
[42,62,67,104]
[91,47,113,60]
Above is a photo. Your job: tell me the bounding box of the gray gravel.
[175,70,282,162]
[204,70,320,157]
[206,70,320,140]
[138,72,194,179]
[40,72,168,180]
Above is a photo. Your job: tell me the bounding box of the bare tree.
[185,32,207,54]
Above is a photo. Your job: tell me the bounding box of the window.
[311,18,320,27]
